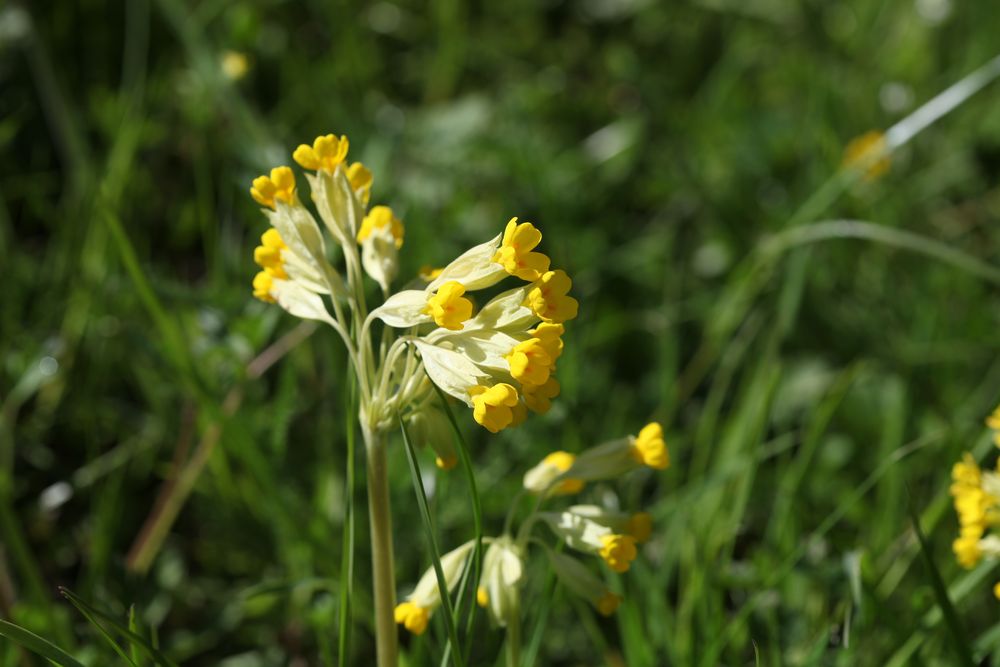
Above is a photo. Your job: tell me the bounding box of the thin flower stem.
[362,426,398,667]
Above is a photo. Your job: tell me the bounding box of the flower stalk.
[363,426,398,667]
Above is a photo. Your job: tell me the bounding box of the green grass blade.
[0,620,85,667]
[906,492,974,667]
[398,413,465,667]
[430,382,484,648]
[59,588,177,667]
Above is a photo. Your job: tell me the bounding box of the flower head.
[347,162,373,205]
[250,166,296,209]
[469,383,519,433]
[424,281,474,331]
[492,218,551,281]
[527,270,578,323]
[294,134,350,172]
[248,133,575,434]
[632,422,669,469]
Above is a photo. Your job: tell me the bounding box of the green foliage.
[4,0,1000,665]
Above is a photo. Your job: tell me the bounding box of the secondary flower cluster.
[949,406,1000,598]
[395,423,667,635]
[247,133,577,437]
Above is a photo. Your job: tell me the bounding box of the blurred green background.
[4,0,1000,665]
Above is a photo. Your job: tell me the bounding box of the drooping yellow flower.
[468,383,519,433]
[994,582,1000,600]
[357,205,404,248]
[253,228,288,279]
[507,339,554,388]
[395,540,476,635]
[423,281,474,330]
[393,601,429,635]
[526,270,578,324]
[346,162,373,205]
[522,377,560,415]
[530,322,565,361]
[293,134,350,172]
[252,270,276,303]
[843,130,889,180]
[598,534,637,573]
[492,217,551,281]
[632,422,669,470]
[250,166,297,209]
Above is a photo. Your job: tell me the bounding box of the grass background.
[4,0,1000,664]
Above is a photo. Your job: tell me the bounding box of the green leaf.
[0,620,85,667]
[906,492,974,667]
[398,413,465,667]
[59,588,178,667]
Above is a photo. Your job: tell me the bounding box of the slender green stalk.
[363,426,398,667]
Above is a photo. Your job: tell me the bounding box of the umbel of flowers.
[395,423,668,657]
[247,133,577,667]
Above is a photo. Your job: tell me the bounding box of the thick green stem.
[364,426,398,667]
[506,598,522,667]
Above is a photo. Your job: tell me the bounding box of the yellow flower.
[393,601,429,635]
[631,422,669,470]
[252,270,276,303]
[492,217,551,281]
[346,162,373,205]
[424,281,474,330]
[993,582,1000,600]
[469,383,519,433]
[395,540,476,635]
[954,527,983,569]
[523,377,560,415]
[357,205,404,248]
[843,130,889,180]
[523,451,584,495]
[596,591,622,616]
[250,166,296,209]
[530,322,565,360]
[526,270,578,324]
[507,339,554,388]
[598,534,637,573]
[477,587,489,607]
[253,228,288,279]
[293,134,350,172]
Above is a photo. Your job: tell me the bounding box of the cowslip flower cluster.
[395,423,667,635]
[247,133,577,445]
[949,407,1000,598]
